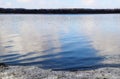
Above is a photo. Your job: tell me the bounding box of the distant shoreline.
[1,8,120,14]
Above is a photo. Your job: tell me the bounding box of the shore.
[1,8,120,14]
[0,66,120,79]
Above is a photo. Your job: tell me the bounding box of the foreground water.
[0,14,120,70]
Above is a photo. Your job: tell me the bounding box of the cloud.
[0,0,3,5]
[17,0,32,3]
[0,0,120,9]
[0,0,12,8]
[5,2,12,7]
[82,0,95,5]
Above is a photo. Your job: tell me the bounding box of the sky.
[0,0,120,9]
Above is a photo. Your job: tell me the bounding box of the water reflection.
[81,15,120,64]
[0,14,120,70]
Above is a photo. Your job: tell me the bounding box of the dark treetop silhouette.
[0,8,120,14]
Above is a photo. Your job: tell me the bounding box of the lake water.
[0,14,120,70]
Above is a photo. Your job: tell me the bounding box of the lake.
[0,14,120,70]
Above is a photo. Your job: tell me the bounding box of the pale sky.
[0,0,120,9]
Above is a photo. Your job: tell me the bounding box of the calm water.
[0,14,120,70]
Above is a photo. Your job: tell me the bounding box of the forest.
[0,8,120,14]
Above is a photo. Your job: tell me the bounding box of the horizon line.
[1,8,120,10]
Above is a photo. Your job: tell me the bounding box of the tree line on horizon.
[0,8,120,14]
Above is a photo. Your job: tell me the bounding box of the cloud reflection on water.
[0,14,120,70]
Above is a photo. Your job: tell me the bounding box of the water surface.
[0,14,120,70]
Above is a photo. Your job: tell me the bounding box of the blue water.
[0,14,120,70]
